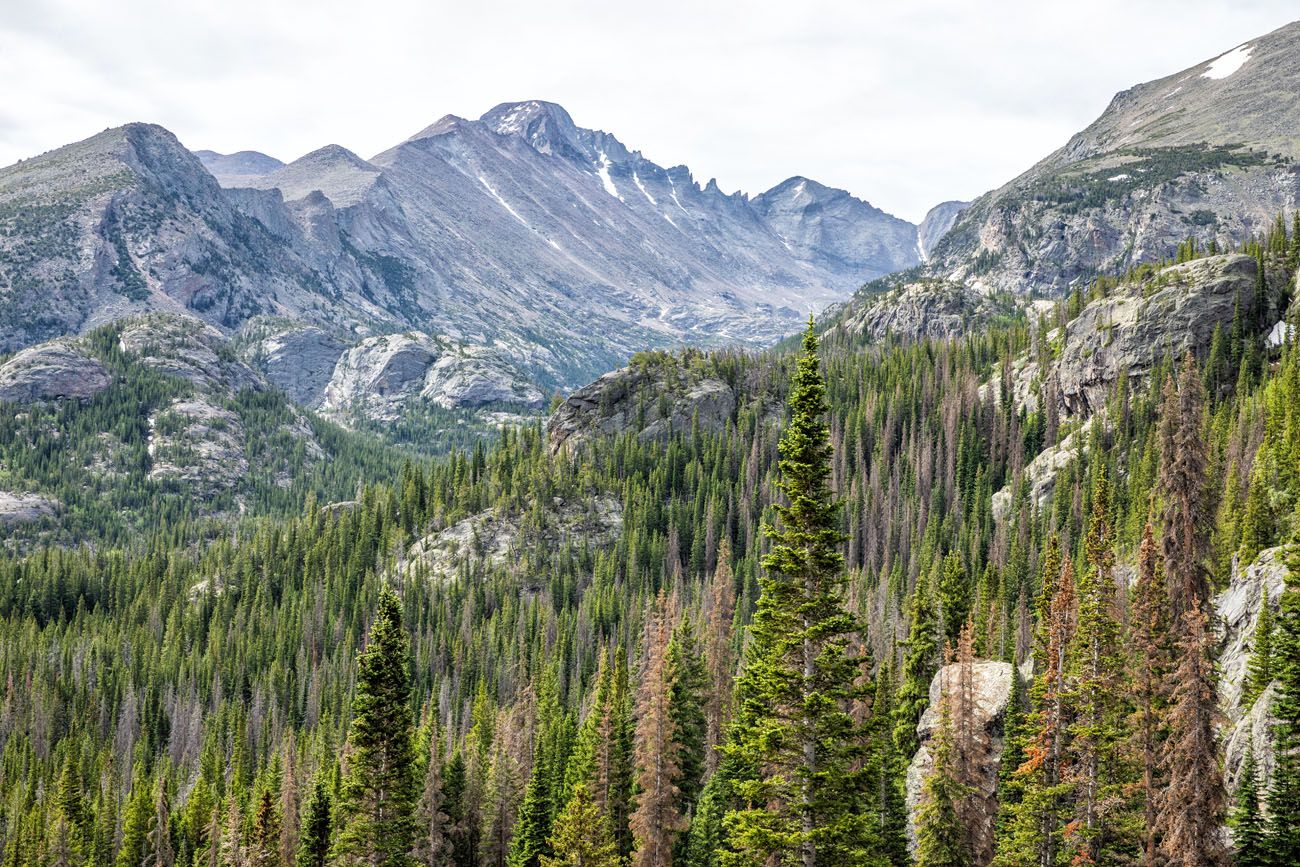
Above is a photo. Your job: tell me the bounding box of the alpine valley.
[2,14,1300,867]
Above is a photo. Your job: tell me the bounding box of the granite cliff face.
[917,200,969,261]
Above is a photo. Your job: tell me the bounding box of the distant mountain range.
[0,100,917,420]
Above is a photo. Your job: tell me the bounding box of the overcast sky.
[1,1,1295,223]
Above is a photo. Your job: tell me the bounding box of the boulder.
[0,342,110,403]
[905,661,1014,858]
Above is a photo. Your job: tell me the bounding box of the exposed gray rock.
[147,397,248,493]
[242,323,348,406]
[992,417,1096,522]
[833,278,1016,344]
[119,315,264,394]
[421,350,545,409]
[917,200,970,261]
[399,495,623,584]
[906,661,1014,856]
[321,333,438,421]
[0,341,110,403]
[1055,254,1257,415]
[0,492,59,525]
[1216,545,1288,795]
[547,360,736,454]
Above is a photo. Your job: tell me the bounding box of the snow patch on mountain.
[1202,43,1252,79]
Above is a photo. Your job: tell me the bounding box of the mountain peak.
[479,100,589,160]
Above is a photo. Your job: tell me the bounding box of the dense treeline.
[1,221,1299,866]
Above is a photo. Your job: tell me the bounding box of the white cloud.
[1,0,1295,222]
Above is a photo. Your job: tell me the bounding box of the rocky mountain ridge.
[0,100,922,424]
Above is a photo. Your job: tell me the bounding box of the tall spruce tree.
[1062,467,1139,864]
[1266,525,1300,863]
[630,596,685,867]
[1230,741,1268,867]
[721,320,876,867]
[334,588,419,867]
[296,780,332,867]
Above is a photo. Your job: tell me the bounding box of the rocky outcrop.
[0,342,110,403]
[421,350,545,409]
[399,495,623,584]
[1216,546,1288,794]
[905,661,1014,857]
[547,359,736,454]
[319,333,543,422]
[833,278,1017,344]
[1055,255,1258,416]
[119,315,264,394]
[992,417,1096,522]
[243,323,348,406]
[147,398,249,493]
[0,492,59,525]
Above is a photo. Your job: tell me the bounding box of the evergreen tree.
[296,780,332,867]
[1160,357,1212,626]
[334,588,419,867]
[896,572,941,759]
[914,667,973,867]
[721,321,876,867]
[1229,742,1267,867]
[540,785,620,867]
[668,616,709,818]
[705,539,738,773]
[993,558,1076,867]
[414,723,452,867]
[1266,525,1300,864]
[148,778,176,867]
[1062,467,1138,864]
[250,789,282,867]
[1245,593,1276,705]
[1130,521,1171,867]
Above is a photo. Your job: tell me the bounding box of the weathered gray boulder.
[0,342,110,403]
[905,661,1014,857]
[1055,254,1257,416]
[547,360,735,454]
[0,492,59,525]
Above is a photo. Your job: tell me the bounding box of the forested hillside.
[0,210,1298,866]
